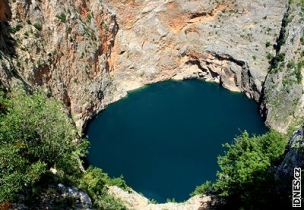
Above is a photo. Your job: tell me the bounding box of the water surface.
[87,79,268,203]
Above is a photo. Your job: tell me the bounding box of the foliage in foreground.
[192,130,288,209]
[78,166,127,209]
[0,87,86,202]
[0,87,126,209]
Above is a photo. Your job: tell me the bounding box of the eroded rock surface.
[1,0,121,132]
[261,4,304,132]
[106,0,287,103]
[0,0,303,133]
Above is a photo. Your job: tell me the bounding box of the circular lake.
[86,79,268,203]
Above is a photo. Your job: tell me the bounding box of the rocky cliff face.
[0,0,121,132]
[0,0,303,133]
[105,0,304,132]
[261,4,304,132]
[107,0,287,101]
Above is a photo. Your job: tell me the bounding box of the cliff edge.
[0,0,303,133]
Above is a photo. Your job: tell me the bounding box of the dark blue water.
[86,79,268,203]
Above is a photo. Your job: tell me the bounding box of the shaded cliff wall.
[0,0,11,21]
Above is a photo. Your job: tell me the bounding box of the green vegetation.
[269,53,285,71]
[0,87,83,202]
[33,23,42,31]
[78,167,127,209]
[192,130,289,209]
[56,13,67,23]
[301,35,304,45]
[166,198,176,203]
[267,52,274,60]
[287,59,296,69]
[87,13,93,22]
[295,61,304,83]
[24,31,29,38]
[285,59,303,84]
[289,0,304,11]
[11,24,23,34]
[0,87,126,209]
[275,11,290,52]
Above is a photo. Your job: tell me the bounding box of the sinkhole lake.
[86,79,268,203]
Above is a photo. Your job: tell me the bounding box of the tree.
[0,87,87,202]
[193,130,288,209]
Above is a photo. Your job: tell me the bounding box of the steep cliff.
[261,3,304,132]
[105,0,304,132]
[0,0,303,133]
[0,0,120,132]
[106,0,286,98]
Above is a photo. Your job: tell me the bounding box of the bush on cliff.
[192,130,288,209]
[0,87,126,209]
[0,87,87,202]
[78,166,127,209]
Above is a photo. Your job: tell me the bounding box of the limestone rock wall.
[0,0,121,132]
[106,0,287,104]
[105,0,304,132]
[0,0,303,133]
[261,4,304,132]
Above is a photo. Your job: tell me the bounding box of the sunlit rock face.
[1,0,303,132]
[104,0,304,132]
[1,0,121,133]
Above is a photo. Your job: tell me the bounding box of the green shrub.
[33,23,42,31]
[300,36,304,45]
[87,13,93,22]
[192,130,288,209]
[287,59,296,69]
[56,13,67,23]
[191,180,213,196]
[269,53,286,70]
[78,167,126,209]
[295,61,304,83]
[11,24,23,34]
[0,87,86,202]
